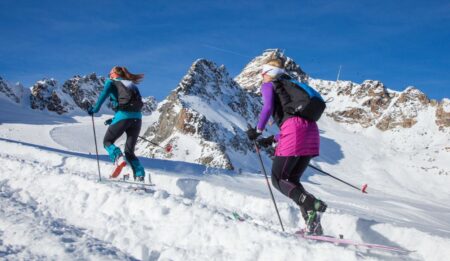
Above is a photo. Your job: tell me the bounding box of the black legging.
[271,155,312,218]
[103,119,142,162]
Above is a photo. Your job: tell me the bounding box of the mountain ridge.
[1,49,448,172]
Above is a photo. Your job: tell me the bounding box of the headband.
[261,64,285,78]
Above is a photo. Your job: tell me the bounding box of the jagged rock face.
[311,79,446,131]
[61,73,105,111]
[376,87,430,130]
[30,79,74,114]
[0,76,23,103]
[235,49,307,93]
[140,59,262,170]
[324,80,395,128]
[24,74,155,115]
[436,99,450,130]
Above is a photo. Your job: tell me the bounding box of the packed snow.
[1,100,450,261]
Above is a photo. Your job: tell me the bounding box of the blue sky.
[0,0,449,100]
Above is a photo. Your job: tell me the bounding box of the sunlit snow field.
[1,100,449,261]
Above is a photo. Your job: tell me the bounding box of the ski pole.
[91,115,102,181]
[308,164,368,193]
[254,141,285,232]
[138,135,172,153]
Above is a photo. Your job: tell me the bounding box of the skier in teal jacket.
[88,66,145,181]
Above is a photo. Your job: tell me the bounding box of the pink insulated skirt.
[275,116,320,157]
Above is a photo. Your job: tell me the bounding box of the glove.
[258,135,275,148]
[87,107,95,116]
[104,118,113,125]
[246,126,262,141]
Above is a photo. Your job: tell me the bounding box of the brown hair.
[111,66,144,84]
[266,58,284,69]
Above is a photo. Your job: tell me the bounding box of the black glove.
[104,118,113,125]
[246,126,261,141]
[258,135,275,148]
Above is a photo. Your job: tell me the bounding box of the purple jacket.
[257,82,320,157]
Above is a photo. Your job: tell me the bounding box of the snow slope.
[1,102,450,261]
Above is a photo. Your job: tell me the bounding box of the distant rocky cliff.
[0,74,157,116]
[309,79,450,131]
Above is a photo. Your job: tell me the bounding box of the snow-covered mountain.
[141,96,158,116]
[137,50,317,171]
[137,49,449,174]
[0,74,158,116]
[310,79,450,131]
[235,49,307,93]
[138,59,262,170]
[0,76,27,104]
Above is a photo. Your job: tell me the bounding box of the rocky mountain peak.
[235,48,307,93]
[175,59,234,99]
[30,78,75,114]
[397,86,430,105]
[61,73,106,111]
[142,96,158,115]
[139,59,262,170]
[0,76,23,104]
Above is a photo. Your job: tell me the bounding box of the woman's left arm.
[256,82,274,131]
[92,79,113,113]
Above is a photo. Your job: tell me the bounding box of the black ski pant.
[103,118,142,162]
[271,155,313,220]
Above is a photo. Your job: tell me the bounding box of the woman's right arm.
[92,79,113,113]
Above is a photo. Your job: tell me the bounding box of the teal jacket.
[92,78,142,125]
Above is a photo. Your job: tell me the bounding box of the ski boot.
[135,176,145,182]
[305,209,323,235]
[130,160,145,183]
[305,199,327,235]
[298,192,327,235]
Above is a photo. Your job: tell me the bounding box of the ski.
[101,172,155,192]
[103,178,155,187]
[295,230,413,253]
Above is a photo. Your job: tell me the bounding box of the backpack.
[111,80,144,112]
[273,76,326,122]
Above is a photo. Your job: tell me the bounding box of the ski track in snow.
[0,180,138,261]
[1,139,447,261]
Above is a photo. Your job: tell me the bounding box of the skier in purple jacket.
[246,58,327,235]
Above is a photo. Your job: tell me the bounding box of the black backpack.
[273,75,326,122]
[111,80,144,112]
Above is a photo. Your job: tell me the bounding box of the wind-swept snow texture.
[1,101,450,261]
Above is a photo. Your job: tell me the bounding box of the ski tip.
[362,184,368,193]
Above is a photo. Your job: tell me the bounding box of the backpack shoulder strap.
[111,79,126,89]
